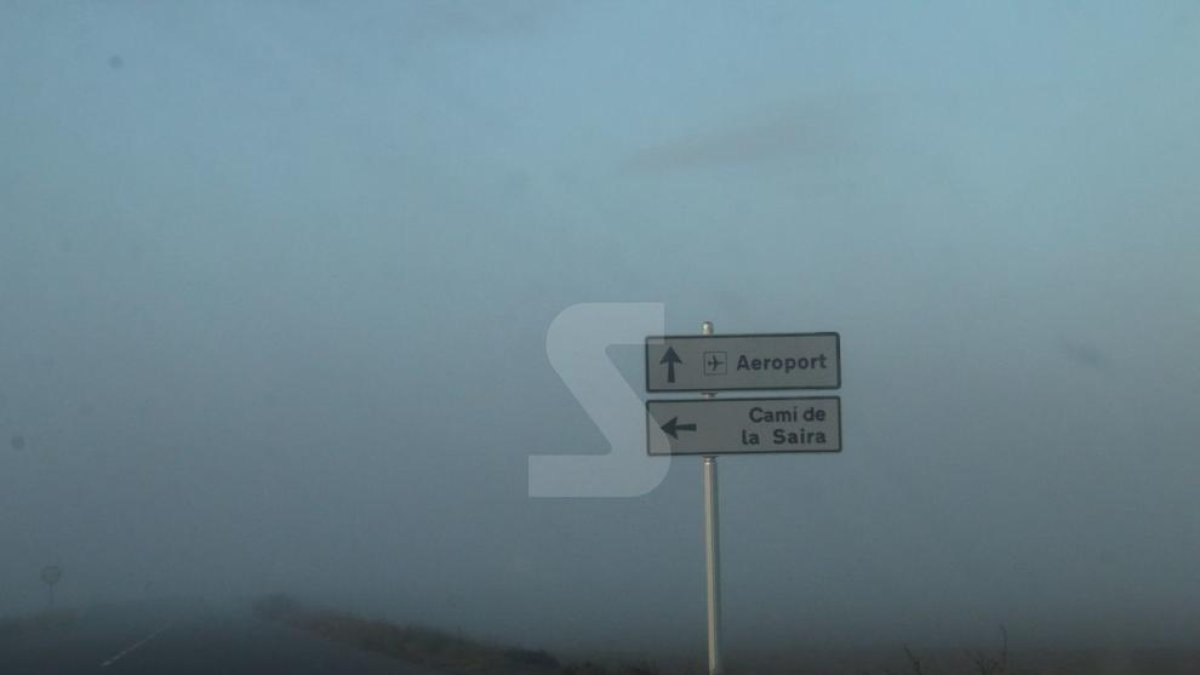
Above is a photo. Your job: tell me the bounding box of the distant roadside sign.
[645,333,840,392]
[647,397,841,456]
[41,565,62,586]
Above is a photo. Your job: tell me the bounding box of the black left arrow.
[659,347,683,383]
[660,417,697,439]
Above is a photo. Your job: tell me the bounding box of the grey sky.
[2,0,1199,656]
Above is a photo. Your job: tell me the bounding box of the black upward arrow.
[659,347,683,383]
[660,417,697,439]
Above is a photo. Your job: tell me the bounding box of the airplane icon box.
[703,351,728,376]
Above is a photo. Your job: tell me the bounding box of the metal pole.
[701,320,723,675]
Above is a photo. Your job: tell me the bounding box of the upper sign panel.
[645,332,840,392]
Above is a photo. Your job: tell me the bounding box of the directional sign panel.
[41,565,62,586]
[647,397,841,456]
[645,333,840,392]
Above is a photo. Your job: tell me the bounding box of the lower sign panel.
[647,397,842,456]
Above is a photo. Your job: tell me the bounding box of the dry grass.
[252,594,667,674]
[0,608,80,639]
[253,594,579,674]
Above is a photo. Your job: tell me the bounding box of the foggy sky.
[2,1,1199,656]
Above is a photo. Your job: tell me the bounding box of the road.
[0,601,442,674]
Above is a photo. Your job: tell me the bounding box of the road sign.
[647,396,841,456]
[645,333,840,392]
[41,565,62,586]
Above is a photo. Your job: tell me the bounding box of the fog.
[3,1,1199,658]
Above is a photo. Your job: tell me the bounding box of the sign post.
[699,321,722,675]
[41,565,62,609]
[645,324,843,675]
